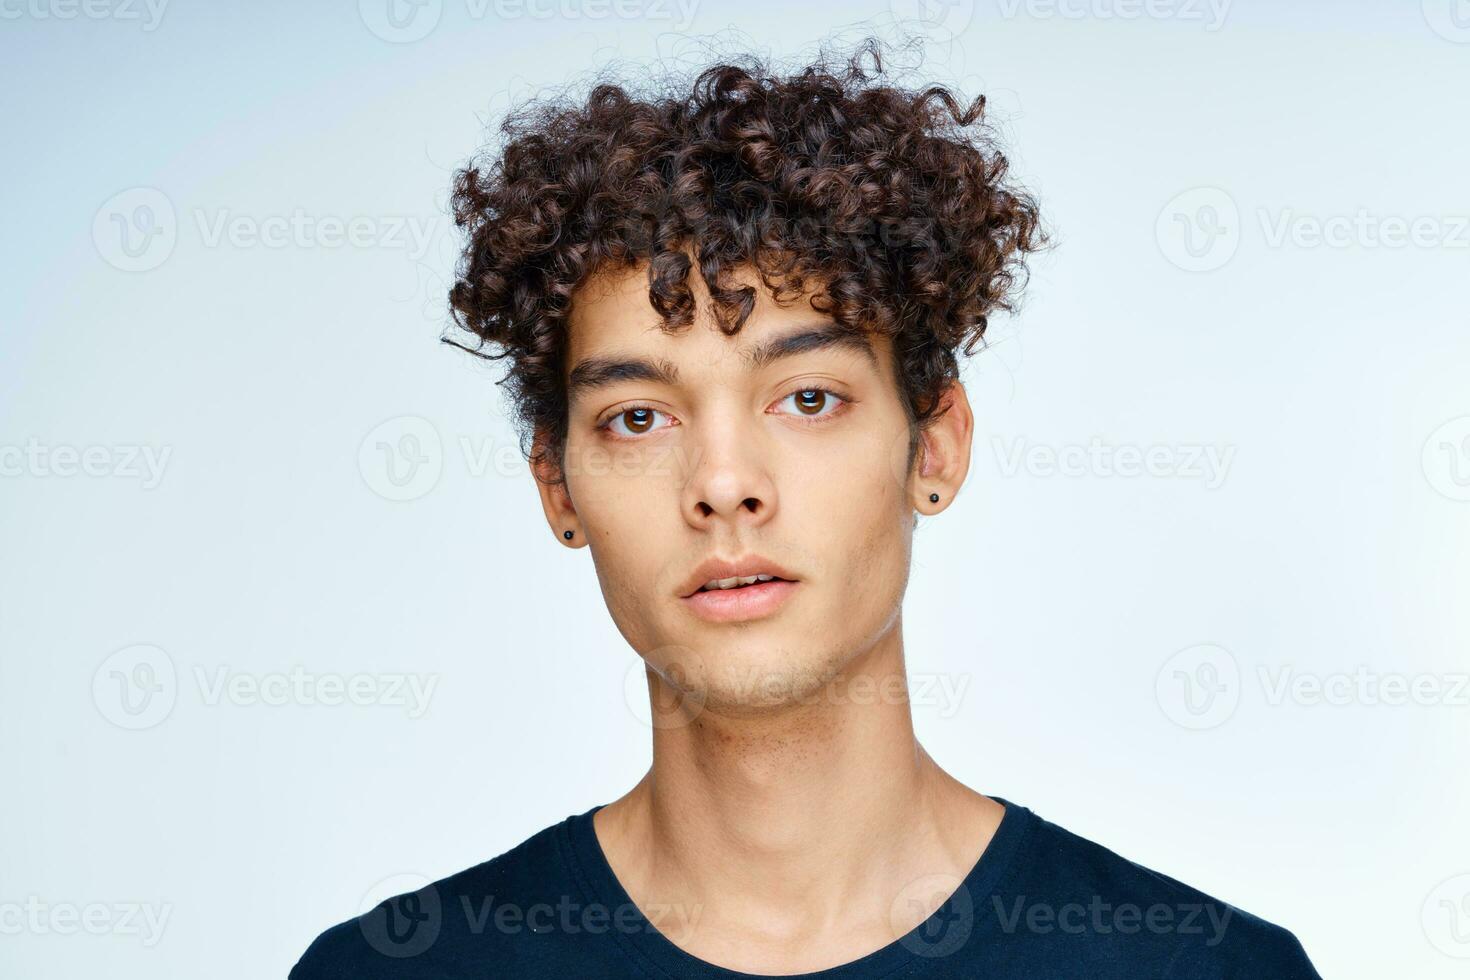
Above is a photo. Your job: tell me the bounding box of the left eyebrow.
[566,322,878,400]
[744,322,878,372]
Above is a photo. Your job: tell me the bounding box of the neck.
[594,619,1001,969]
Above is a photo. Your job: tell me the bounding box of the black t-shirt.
[290,797,1322,978]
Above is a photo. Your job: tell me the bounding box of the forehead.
[565,263,672,359]
[564,261,887,384]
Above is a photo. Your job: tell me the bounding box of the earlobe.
[546,488,582,547]
[911,381,974,513]
[552,504,584,547]
[530,430,583,546]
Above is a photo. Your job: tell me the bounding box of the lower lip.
[681,580,799,623]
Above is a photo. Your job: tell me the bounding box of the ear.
[530,430,584,547]
[911,380,974,515]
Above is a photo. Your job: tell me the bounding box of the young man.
[292,41,1321,978]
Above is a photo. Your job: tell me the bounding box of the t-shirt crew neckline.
[557,796,1035,980]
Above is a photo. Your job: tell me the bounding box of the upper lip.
[678,555,800,598]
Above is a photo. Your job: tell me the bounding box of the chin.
[661,642,851,718]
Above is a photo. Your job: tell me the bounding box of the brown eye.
[622,408,654,433]
[793,390,826,415]
[600,405,673,439]
[774,387,845,420]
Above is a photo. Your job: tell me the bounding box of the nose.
[681,413,779,532]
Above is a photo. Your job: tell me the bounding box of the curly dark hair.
[446,37,1045,485]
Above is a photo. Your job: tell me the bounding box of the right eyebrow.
[566,354,683,401]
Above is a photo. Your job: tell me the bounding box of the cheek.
[842,497,911,607]
[791,443,912,611]
[564,439,676,530]
[789,416,910,523]
[565,453,682,641]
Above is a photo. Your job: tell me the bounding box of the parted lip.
[678,555,800,598]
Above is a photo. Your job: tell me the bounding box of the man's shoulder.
[288,811,588,979]
[1005,804,1320,978]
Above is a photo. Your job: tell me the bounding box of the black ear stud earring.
[563,530,574,540]
[929,493,940,503]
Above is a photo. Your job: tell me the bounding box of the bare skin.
[533,259,1003,974]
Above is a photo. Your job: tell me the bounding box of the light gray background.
[2,2,1468,977]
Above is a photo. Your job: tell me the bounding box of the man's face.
[551,261,923,715]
